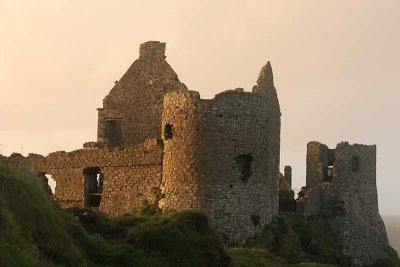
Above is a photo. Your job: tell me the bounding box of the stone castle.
[0,41,391,266]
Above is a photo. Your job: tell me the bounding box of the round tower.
[160,64,281,244]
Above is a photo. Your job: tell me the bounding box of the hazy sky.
[0,0,399,215]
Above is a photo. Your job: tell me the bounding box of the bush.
[127,209,231,267]
[246,214,350,266]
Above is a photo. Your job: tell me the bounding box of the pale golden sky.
[0,0,399,215]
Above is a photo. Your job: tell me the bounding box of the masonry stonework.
[298,141,391,266]
[97,41,188,147]
[160,76,280,243]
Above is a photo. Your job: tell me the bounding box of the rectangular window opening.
[236,154,253,182]
[324,166,334,182]
[83,167,103,208]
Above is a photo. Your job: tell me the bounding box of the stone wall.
[298,141,390,266]
[306,141,335,187]
[0,139,163,216]
[160,62,281,245]
[97,41,188,147]
[279,171,296,212]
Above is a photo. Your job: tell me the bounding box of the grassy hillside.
[0,164,230,267]
[1,163,399,267]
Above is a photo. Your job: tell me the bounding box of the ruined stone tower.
[158,59,281,244]
[298,141,391,266]
[159,61,281,242]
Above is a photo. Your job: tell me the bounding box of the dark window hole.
[164,123,173,140]
[250,214,260,227]
[236,154,253,183]
[83,167,103,208]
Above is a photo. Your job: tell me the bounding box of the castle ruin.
[297,141,390,266]
[0,41,391,264]
[0,41,280,245]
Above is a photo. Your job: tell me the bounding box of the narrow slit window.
[164,123,173,140]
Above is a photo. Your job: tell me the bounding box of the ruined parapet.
[97,41,188,148]
[0,153,51,195]
[83,141,108,149]
[0,152,47,171]
[0,140,164,216]
[160,62,281,244]
[306,141,335,186]
[300,141,390,266]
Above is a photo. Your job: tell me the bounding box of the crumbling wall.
[306,142,335,186]
[160,62,281,245]
[279,170,296,212]
[284,165,292,187]
[0,139,163,216]
[97,41,188,147]
[299,141,390,266]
